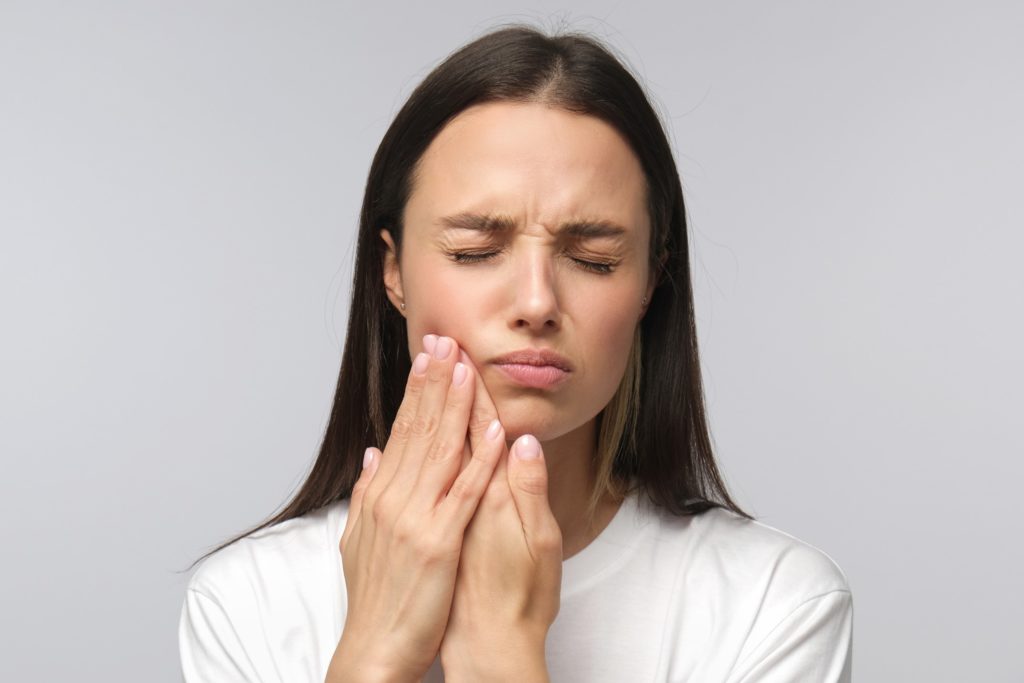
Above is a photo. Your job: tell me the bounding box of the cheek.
[571,279,640,357]
[581,301,639,390]
[403,268,484,355]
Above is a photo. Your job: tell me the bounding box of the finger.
[362,345,430,508]
[507,435,562,565]
[341,446,382,553]
[456,349,502,456]
[437,415,506,532]
[408,356,476,511]
[457,437,472,475]
[386,335,460,498]
[459,348,512,508]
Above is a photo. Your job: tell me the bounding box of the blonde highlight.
[584,324,642,526]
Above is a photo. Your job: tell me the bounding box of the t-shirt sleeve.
[179,587,265,682]
[725,589,854,683]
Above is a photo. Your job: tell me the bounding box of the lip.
[494,363,570,389]
[491,348,573,371]
[490,348,573,390]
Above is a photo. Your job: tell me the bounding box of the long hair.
[189,23,751,569]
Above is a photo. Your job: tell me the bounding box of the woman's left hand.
[438,349,563,681]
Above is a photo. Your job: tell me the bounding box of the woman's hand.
[438,350,563,682]
[326,335,506,683]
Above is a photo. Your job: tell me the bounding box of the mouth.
[490,348,573,390]
[493,363,570,389]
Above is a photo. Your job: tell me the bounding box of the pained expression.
[382,101,655,442]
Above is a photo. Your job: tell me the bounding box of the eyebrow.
[436,212,628,239]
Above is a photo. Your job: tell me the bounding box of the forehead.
[404,101,649,239]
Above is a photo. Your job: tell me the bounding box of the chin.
[492,403,582,444]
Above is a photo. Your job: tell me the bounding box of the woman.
[180,25,853,682]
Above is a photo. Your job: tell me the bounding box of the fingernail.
[515,434,540,459]
[412,352,429,375]
[485,418,503,440]
[452,362,467,386]
[423,334,437,354]
[433,336,452,360]
[363,448,374,469]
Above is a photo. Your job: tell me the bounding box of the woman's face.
[382,101,655,443]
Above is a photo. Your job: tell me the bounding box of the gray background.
[2,1,1021,680]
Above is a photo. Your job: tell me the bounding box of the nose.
[509,245,561,332]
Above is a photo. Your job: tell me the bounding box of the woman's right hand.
[325,334,506,683]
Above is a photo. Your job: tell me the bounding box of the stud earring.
[400,302,406,311]
[642,296,648,306]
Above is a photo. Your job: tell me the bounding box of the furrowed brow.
[437,212,628,239]
[560,219,628,240]
[437,212,517,234]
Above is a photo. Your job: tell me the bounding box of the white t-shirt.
[179,491,853,681]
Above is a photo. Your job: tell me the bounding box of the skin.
[381,101,657,557]
[332,335,561,682]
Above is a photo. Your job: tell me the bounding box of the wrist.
[445,657,548,683]
[326,635,424,683]
[441,634,548,683]
[326,660,420,683]
[325,658,411,683]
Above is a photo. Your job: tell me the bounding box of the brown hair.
[189,22,751,570]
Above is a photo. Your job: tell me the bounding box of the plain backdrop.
[2,1,1021,680]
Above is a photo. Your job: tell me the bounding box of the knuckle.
[398,523,451,565]
[516,474,548,496]
[405,373,425,395]
[409,532,438,561]
[467,412,494,436]
[411,534,441,565]
[475,443,502,469]
[482,481,507,509]
[410,413,437,438]
[425,361,447,383]
[426,436,458,463]
[444,390,464,413]
[429,530,461,561]
[370,494,395,527]
[447,476,478,503]
[393,515,417,544]
[391,413,413,439]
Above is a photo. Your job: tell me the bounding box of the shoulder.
[643,500,851,615]
[691,506,850,596]
[186,499,350,605]
[179,501,352,678]
[647,503,853,679]
[677,509,853,680]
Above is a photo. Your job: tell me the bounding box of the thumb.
[507,435,556,539]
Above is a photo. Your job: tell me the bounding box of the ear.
[640,249,667,320]
[379,229,406,317]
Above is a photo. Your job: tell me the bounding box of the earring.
[400,302,406,311]
[641,296,648,306]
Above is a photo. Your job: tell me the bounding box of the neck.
[534,417,622,560]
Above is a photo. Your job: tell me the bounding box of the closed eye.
[446,250,616,275]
